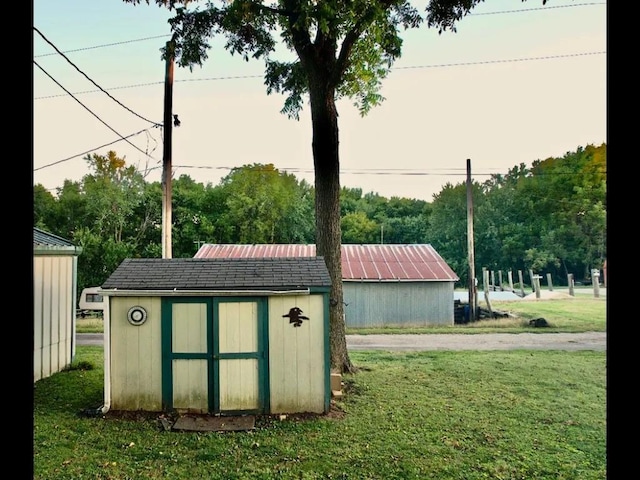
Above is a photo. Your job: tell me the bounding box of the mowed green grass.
[34,348,606,479]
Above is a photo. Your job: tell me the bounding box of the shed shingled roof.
[101,257,331,292]
[33,227,75,247]
[195,244,459,282]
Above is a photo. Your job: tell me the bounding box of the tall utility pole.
[162,40,175,259]
[466,159,477,321]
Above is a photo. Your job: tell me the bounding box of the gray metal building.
[33,228,82,382]
[195,244,459,328]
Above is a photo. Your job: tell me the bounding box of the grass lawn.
[33,346,606,480]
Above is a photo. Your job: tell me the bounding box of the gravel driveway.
[77,332,606,351]
[345,332,606,351]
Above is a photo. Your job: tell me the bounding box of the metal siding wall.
[110,296,163,411]
[268,295,325,414]
[33,255,75,383]
[343,282,455,328]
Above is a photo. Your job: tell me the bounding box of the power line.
[393,51,604,71]
[31,1,605,59]
[33,60,160,162]
[33,34,171,58]
[34,127,159,172]
[33,27,162,126]
[34,50,605,100]
[469,2,605,16]
[167,164,605,178]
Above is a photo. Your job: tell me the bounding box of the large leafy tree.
[124,0,540,372]
[216,163,315,243]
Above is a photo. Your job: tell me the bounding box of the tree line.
[34,143,606,304]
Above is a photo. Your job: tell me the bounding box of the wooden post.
[483,269,493,319]
[546,273,553,291]
[518,270,525,297]
[533,275,541,299]
[498,271,504,291]
[490,270,496,291]
[162,40,175,259]
[466,159,477,321]
[592,269,600,298]
[482,267,488,293]
[507,270,514,292]
[529,269,536,293]
[568,273,575,296]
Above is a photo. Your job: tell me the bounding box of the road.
[76,332,606,351]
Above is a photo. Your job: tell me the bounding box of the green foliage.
[215,163,315,243]
[341,211,379,243]
[34,142,606,301]
[426,143,607,287]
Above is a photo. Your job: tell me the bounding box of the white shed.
[33,227,82,382]
[99,257,332,416]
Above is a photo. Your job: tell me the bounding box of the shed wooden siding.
[217,301,261,412]
[268,294,326,414]
[344,281,454,328]
[107,294,327,414]
[33,254,75,382]
[109,296,163,411]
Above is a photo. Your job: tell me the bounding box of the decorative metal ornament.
[282,307,309,327]
[127,306,148,326]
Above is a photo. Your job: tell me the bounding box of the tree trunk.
[309,84,356,374]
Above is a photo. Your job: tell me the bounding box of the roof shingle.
[102,257,331,291]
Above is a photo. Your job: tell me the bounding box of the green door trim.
[161,296,270,414]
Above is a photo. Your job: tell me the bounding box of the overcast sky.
[33,0,606,202]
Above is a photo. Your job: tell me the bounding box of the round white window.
[127,306,148,326]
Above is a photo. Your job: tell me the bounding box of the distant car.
[78,287,105,318]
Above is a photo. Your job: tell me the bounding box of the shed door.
[162,297,268,414]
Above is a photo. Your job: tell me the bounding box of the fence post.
[568,273,575,296]
[529,269,536,293]
[546,273,553,291]
[483,269,493,318]
[518,270,525,297]
[533,275,542,299]
[592,269,601,298]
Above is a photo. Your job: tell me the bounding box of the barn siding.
[343,281,455,328]
[33,255,75,382]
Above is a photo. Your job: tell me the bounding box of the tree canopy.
[123,0,550,373]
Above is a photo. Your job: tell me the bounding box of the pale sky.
[33,0,607,202]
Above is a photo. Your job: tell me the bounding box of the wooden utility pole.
[162,41,175,259]
[466,159,477,321]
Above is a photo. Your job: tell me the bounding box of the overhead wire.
[34,127,159,172]
[33,51,605,101]
[33,26,162,127]
[34,60,160,162]
[33,2,605,179]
